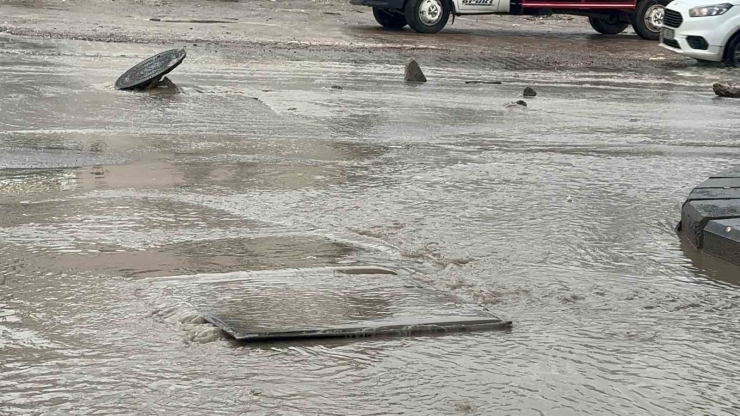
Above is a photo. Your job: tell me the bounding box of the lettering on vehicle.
[462,0,493,5]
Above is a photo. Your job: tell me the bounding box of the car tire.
[373,8,408,29]
[588,15,630,35]
[723,36,740,67]
[631,0,669,41]
[405,0,450,34]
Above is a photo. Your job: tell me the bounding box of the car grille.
[664,9,683,28]
[663,38,681,49]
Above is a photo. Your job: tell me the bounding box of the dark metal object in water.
[115,48,187,90]
[206,315,512,343]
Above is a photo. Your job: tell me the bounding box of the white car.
[660,0,740,65]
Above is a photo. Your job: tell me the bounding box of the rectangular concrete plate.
[712,167,740,178]
[688,188,740,202]
[148,267,511,342]
[705,218,740,243]
[695,178,740,189]
[207,315,511,341]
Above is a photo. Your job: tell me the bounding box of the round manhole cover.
[115,48,187,90]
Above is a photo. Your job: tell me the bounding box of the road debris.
[523,86,537,97]
[115,48,187,91]
[505,100,528,108]
[465,80,502,84]
[713,82,740,98]
[405,58,427,83]
[146,76,180,93]
[149,18,235,23]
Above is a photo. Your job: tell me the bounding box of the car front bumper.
[659,42,723,61]
[659,1,740,62]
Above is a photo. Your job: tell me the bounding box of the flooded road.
[2,33,740,415]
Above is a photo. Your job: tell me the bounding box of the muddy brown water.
[2,34,740,415]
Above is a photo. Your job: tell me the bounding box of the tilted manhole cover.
[115,48,187,90]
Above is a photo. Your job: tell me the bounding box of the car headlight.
[689,3,733,16]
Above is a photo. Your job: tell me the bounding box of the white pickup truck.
[351,0,670,40]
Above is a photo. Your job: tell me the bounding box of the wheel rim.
[419,0,443,26]
[644,4,664,33]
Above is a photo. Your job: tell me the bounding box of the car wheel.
[373,8,408,29]
[723,36,740,67]
[631,0,669,40]
[588,15,630,35]
[405,0,450,34]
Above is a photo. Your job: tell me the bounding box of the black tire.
[405,0,450,34]
[631,0,669,41]
[588,15,630,35]
[373,8,408,29]
[723,35,740,67]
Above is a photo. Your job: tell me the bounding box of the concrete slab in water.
[711,167,740,178]
[206,315,511,342]
[687,188,740,202]
[149,267,511,343]
[695,178,740,189]
[703,218,740,266]
[681,199,740,249]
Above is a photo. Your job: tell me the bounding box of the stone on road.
[523,86,537,97]
[405,58,427,83]
[713,82,740,98]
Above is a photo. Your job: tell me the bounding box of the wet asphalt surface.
[2,12,740,415]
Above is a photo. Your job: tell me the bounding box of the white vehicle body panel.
[660,0,740,61]
[452,0,509,14]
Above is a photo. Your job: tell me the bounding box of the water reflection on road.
[2,34,740,415]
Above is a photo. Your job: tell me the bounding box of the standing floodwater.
[1,32,740,415]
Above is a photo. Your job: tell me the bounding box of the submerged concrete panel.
[711,167,740,178]
[687,188,740,202]
[150,267,512,343]
[695,178,740,189]
[207,315,512,341]
[703,219,740,266]
[680,167,740,268]
[682,199,740,249]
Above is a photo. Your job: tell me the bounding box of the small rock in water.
[146,76,180,93]
[713,82,740,98]
[523,86,537,97]
[331,85,343,90]
[566,195,573,202]
[405,58,427,83]
[504,100,527,108]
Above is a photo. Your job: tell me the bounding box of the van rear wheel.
[373,8,408,29]
[588,15,630,35]
[405,0,450,33]
[631,0,668,40]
